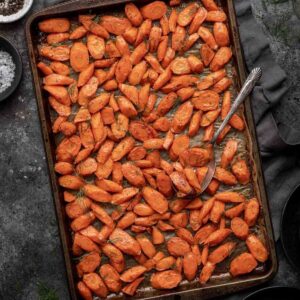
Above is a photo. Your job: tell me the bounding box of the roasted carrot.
[231,217,249,240]
[83,273,108,298]
[122,277,144,296]
[167,237,191,257]
[140,1,167,20]
[199,261,215,284]
[151,270,182,289]
[244,198,260,226]
[39,18,70,33]
[125,3,143,26]
[230,253,258,277]
[183,252,198,281]
[177,3,199,27]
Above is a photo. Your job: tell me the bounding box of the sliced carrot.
[140,1,167,20]
[189,7,207,34]
[198,26,218,50]
[125,3,143,26]
[172,26,186,51]
[38,18,70,33]
[210,46,232,71]
[177,3,199,27]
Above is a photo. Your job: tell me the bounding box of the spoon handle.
[210,67,262,144]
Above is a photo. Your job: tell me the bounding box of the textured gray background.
[0,0,300,299]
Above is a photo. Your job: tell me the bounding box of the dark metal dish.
[244,286,300,300]
[0,35,22,102]
[25,0,277,299]
[281,184,300,272]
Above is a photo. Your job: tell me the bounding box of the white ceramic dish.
[0,0,34,23]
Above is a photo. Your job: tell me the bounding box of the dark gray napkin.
[234,0,300,240]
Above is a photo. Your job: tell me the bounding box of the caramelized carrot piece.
[176,228,194,245]
[160,15,170,35]
[71,213,95,232]
[199,261,215,283]
[169,9,178,32]
[202,124,214,142]
[244,198,260,226]
[125,3,143,26]
[38,18,70,33]
[102,243,125,272]
[120,265,147,283]
[122,26,137,44]
[100,16,131,35]
[201,0,219,11]
[246,234,268,262]
[214,167,237,185]
[83,273,108,298]
[115,55,132,84]
[189,7,207,34]
[140,1,167,20]
[229,114,245,131]
[99,264,122,293]
[192,90,220,111]
[183,252,198,281]
[232,159,250,184]
[206,10,227,22]
[177,3,199,27]
[122,277,144,296]
[200,109,221,127]
[172,26,186,51]
[162,47,176,68]
[130,41,148,65]
[231,217,249,240]
[77,252,101,277]
[175,257,183,274]
[129,61,147,86]
[210,200,225,224]
[136,234,157,258]
[214,22,230,47]
[112,187,139,205]
[70,42,89,72]
[215,191,245,203]
[77,281,92,300]
[184,167,201,191]
[37,62,53,76]
[157,36,169,62]
[167,237,191,257]
[39,45,70,61]
[149,27,162,53]
[198,26,218,50]
[185,197,203,209]
[142,186,168,214]
[50,61,70,76]
[112,136,135,161]
[230,252,258,277]
[110,228,141,256]
[171,101,194,133]
[151,270,182,289]
[152,226,165,245]
[153,67,172,91]
[70,26,87,40]
[208,242,236,264]
[156,256,176,271]
[210,47,232,71]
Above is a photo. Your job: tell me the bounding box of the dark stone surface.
[0,1,299,299]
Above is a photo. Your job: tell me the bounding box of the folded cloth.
[235,0,300,241]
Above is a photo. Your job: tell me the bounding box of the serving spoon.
[200,67,262,193]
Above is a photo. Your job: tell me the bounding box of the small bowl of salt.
[0,35,22,101]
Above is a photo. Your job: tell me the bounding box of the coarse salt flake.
[0,50,15,94]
